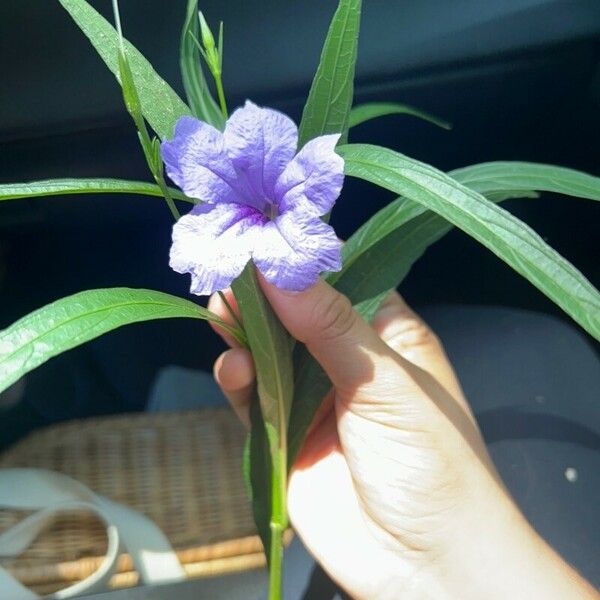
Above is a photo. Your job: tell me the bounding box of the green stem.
[135,120,180,220]
[155,173,180,221]
[215,76,228,120]
[111,1,180,222]
[269,523,284,600]
[269,426,288,600]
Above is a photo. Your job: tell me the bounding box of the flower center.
[264,201,279,221]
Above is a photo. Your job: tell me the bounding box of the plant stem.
[155,174,180,221]
[269,522,284,600]
[112,0,181,221]
[215,76,228,120]
[269,425,288,600]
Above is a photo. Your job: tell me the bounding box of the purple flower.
[161,101,344,295]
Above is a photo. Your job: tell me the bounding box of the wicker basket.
[0,408,285,595]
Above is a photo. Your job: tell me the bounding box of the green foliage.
[180,0,224,127]
[0,179,190,203]
[231,267,294,436]
[112,10,181,220]
[288,345,330,467]
[246,396,273,556]
[339,144,600,339]
[59,0,190,140]
[0,288,244,396]
[349,102,451,130]
[298,0,362,147]
[452,161,600,201]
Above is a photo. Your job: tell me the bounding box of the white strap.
[0,469,185,598]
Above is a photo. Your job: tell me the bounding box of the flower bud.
[197,11,221,76]
[199,11,216,51]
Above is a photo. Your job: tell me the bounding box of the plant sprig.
[111,0,180,220]
[191,12,227,118]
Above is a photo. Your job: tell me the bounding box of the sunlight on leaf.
[0,178,191,203]
[298,0,362,147]
[0,288,244,396]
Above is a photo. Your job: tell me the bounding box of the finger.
[372,291,468,410]
[213,348,255,428]
[260,277,400,400]
[208,289,242,348]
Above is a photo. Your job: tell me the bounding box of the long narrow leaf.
[59,0,190,140]
[0,178,190,203]
[452,161,600,202]
[298,0,362,147]
[232,268,293,433]
[180,0,224,128]
[246,396,274,555]
[349,102,451,130]
[0,288,241,395]
[339,144,600,339]
[331,160,600,289]
[231,266,294,557]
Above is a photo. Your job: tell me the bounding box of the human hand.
[210,279,596,600]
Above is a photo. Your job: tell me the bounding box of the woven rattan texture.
[0,409,262,592]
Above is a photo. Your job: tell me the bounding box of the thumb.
[260,278,398,396]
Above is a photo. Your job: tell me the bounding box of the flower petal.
[161,116,242,204]
[224,101,298,204]
[170,203,265,295]
[252,210,342,291]
[275,134,344,217]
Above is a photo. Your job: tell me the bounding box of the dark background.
[1,0,599,443]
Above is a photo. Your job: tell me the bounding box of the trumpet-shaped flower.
[161,101,344,295]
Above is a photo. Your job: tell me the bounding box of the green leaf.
[328,197,425,287]
[0,288,242,395]
[451,161,600,202]
[0,178,191,203]
[298,0,362,148]
[336,210,452,311]
[231,267,293,437]
[246,393,274,556]
[349,102,451,130]
[327,192,539,309]
[339,144,600,339]
[288,345,329,466]
[180,0,224,128]
[330,160,600,294]
[59,0,191,140]
[231,265,293,558]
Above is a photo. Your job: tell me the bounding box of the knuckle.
[309,292,357,344]
[387,308,442,352]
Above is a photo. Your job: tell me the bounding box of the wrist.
[410,474,595,600]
